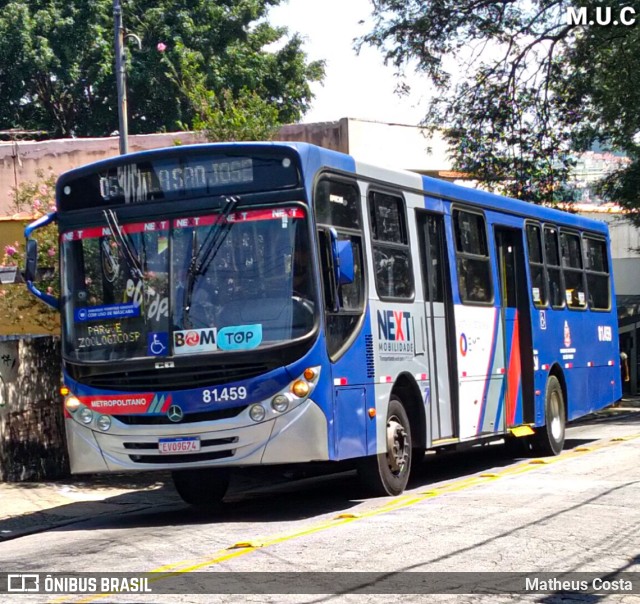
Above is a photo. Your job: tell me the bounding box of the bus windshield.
[60,205,316,362]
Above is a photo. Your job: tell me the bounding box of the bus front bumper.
[65,398,329,474]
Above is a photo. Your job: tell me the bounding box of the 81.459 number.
[202,386,248,403]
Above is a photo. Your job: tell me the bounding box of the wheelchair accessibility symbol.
[148,332,169,356]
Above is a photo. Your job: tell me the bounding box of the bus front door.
[494,228,535,429]
[417,212,457,441]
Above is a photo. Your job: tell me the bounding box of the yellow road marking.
[58,430,640,604]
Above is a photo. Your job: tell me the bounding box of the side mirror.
[24,211,59,310]
[329,228,355,286]
[336,239,354,285]
[24,239,38,283]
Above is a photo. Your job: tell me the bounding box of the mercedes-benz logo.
[167,405,184,423]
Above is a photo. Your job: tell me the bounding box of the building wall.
[612,259,640,296]
[0,132,205,217]
[278,119,349,154]
[278,117,451,173]
[578,209,640,296]
[346,118,450,172]
[1,120,451,219]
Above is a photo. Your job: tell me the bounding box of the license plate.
[158,437,200,455]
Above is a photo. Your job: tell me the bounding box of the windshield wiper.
[103,209,144,281]
[182,196,240,326]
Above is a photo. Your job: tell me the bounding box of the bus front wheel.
[172,467,230,508]
[357,396,412,496]
[531,375,566,456]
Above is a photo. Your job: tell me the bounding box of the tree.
[0,0,324,138]
[361,0,640,209]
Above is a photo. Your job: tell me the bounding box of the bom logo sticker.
[173,328,217,354]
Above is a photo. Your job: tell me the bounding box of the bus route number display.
[99,157,254,203]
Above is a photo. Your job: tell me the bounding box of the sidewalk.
[1,397,639,543]
[0,472,179,542]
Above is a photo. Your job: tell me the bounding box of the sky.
[268,0,432,125]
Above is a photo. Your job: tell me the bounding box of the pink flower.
[47,286,54,295]
[48,204,56,212]
[48,247,56,257]
[157,42,167,52]
[4,245,17,257]
[85,277,92,286]
[39,185,49,196]
[33,199,42,209]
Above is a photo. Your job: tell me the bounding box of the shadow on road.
[1,409,637,539]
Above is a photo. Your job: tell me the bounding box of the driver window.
[314,177,365,358]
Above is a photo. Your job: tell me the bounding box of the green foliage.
[193,89,281,142]
[160,41,280,141]
[361,0,640,206]
[0,172,60,333]
[0,0,324,137]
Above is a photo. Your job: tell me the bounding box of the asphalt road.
[2,407,640,604]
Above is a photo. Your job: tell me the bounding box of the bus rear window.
[584,237,610,310]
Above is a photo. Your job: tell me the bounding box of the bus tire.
[531,375,566,456]
[171,467,230,508]
[357,396,412,496]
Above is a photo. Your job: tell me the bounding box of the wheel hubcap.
[386,416,409,475]
[549,391,563,441]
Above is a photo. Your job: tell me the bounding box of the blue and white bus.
[25,142,622,505]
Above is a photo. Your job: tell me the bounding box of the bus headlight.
[97,415,112,431]
[65,396,82,413]
[291,380,310,398]
[249,404,266,422]
[271,394,290,413]
[78,407,94,425]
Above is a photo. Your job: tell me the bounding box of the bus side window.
[526,223,547,307]
[453,209,492,304]
[544,226,565,309]
[560,231,586,309]
[368,191,414,300]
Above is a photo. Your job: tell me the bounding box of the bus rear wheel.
[172,467,230,508]
[531,375,566,456]
[357,396,412,496]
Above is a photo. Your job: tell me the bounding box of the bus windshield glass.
[60,205,316,362]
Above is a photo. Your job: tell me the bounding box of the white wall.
[346,119,451,172]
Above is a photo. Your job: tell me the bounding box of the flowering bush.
[3,243,19,265]
[0,172,60,334]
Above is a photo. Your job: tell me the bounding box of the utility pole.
[114,0,128,154]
